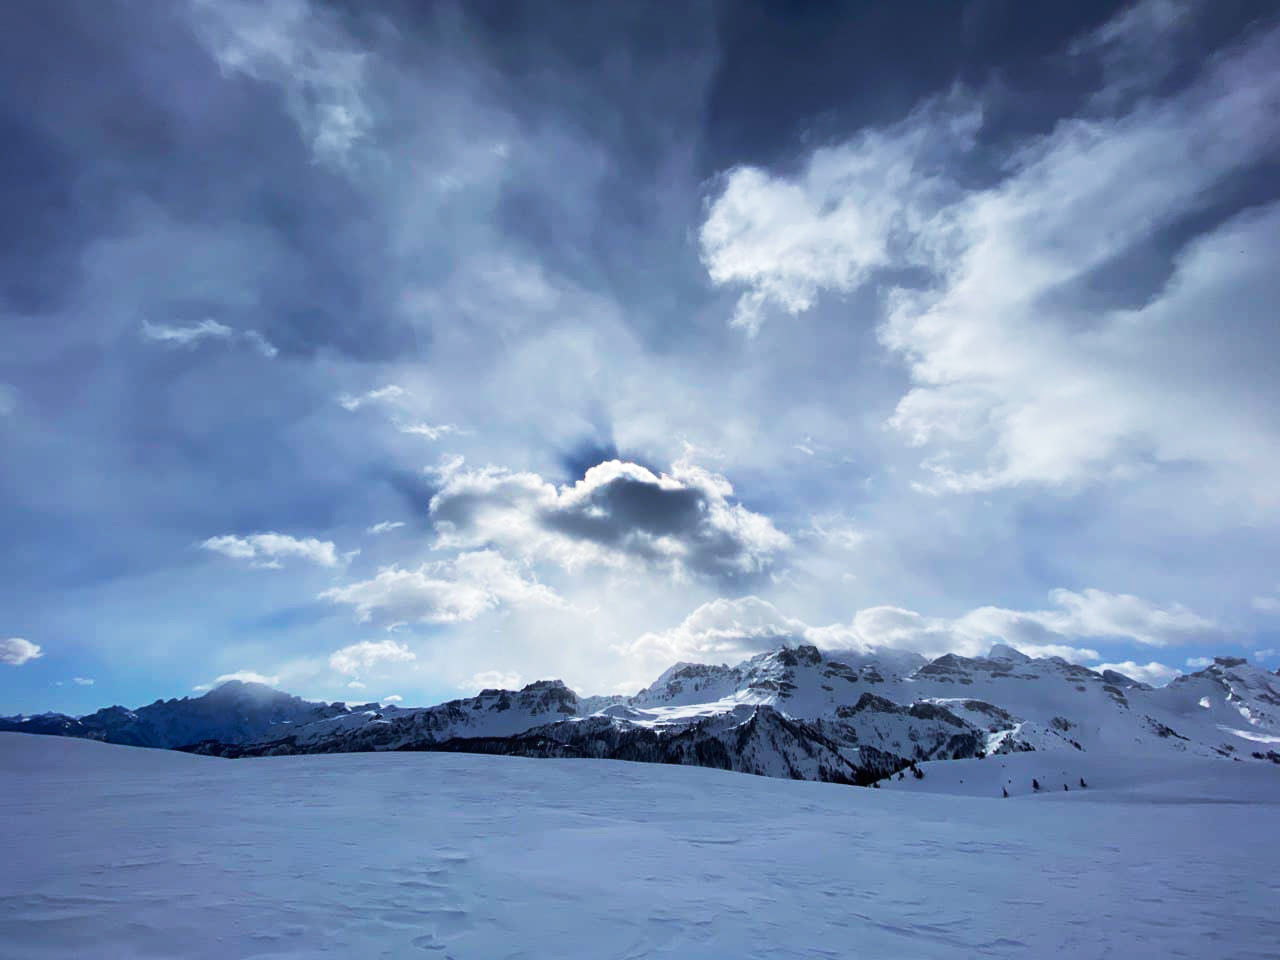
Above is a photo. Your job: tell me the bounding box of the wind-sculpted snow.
[2,733,1277,959]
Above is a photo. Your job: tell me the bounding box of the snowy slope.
[877,750,1280,802]
[1155,657,1280,749]
[2,732,1277,959]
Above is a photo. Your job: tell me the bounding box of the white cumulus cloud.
[328,639,416,676]
[471,670,524,691]
[627,587,1221,672]
[321,550,563,625]
[201,532,345,568]
[1,638,43,666]
[698,9,1280,509]
[699,93,977,335]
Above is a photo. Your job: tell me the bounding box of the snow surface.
[2,733,1277,959]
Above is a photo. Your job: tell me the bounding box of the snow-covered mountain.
[423,704,902,785]
[9,648,1280,785]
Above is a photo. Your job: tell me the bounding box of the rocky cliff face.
[408,705,909,786]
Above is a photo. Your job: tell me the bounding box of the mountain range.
[5,646,1278,785]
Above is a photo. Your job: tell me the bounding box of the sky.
[2,0,1279,714]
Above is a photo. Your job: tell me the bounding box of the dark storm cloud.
[542,476,705,546]
[0,0,420,361]
[429,460,791,584]
[700,0,1125,174]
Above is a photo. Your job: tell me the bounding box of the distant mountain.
[9,649,1280,784]
[182,679,580,757]
[0,680,347,749]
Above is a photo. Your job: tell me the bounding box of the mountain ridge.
[7,647,1280,784]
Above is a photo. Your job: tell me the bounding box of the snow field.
[1,733,1277,959]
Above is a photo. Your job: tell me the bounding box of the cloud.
[840,605,1102,663]
[338,385,408,411]
[346,680,367,689]
[321,550,563,625]
[1036,588,1221,648]
[1185,656,1213,669]
[366,520,406,535]
[398,422,460,440]
[629,596,807,664]
[241,330,280,358]
[627,587,1221,669]
[697,10,1280,505]
[0,638,43,666]
[200,532,344,568]
[189,0,372,167]
[699,93,977,335]
[193,669,281,692]
[328,639,415,676]
[1094,660,1180,687]
[141,318,234,347]
[140,319,277,357]
[807,514,866,551]
[430,456,790,583]
[382,694,403,705]
[881,55,1280,498]
[471,670,523,691]
[73,677,95,686]
[1253,593,1280,614]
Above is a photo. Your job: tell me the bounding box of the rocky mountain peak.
[987,643,1031,663]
